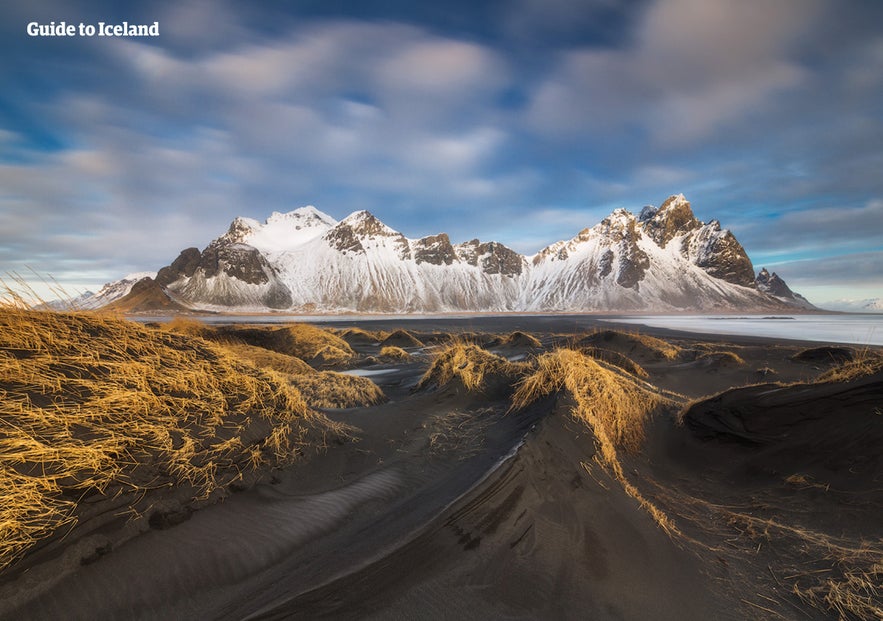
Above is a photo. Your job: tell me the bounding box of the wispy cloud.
[0,0,881,302]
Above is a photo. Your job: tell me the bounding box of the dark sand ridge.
[1,316,880,620]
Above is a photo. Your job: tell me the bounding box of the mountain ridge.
[93,195,815,314]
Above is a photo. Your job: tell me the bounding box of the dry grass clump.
[290,372,387,409]
[417,342,523,392]
[578,330,680,361]
[791,346,855,365]
[380,329,424,348]
[512,349,659,457]
[696,351,746,366]
[0,308,342,571]
[512,349,676,534]
[160,316,209,337]
[379,346,412,361]
[578,347,648,378]
[220,324,356,366]
[337,327,387,345]
[218,342,314,376]
[311,345,355,368]
[498,331,542,348]
[815,350,883,383]
[795,562,882,621]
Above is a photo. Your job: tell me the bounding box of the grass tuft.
[380,329,424,348]
[498,331,542,348]
[577,329,680,361]
[815,350,883,383]
[512,349,658,455]
[0,308,343,571]
[218,324,356,367]
[216,342,314,376]
[417,342,523,392]
[578,347,649,378]
[512,349,676,534]
[290,372,387,409]
[337,327,388,345]
[379,346,412,361]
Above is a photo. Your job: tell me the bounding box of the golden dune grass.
[380,329,424,348]
[498,331,542,348]
[159,316,208,337]
[696,351,746,366]
[577,347,649,379]
[337,327,388,344]
[218,323,356,367]
[290,372,387,409]
[512,349,675,534]
[0,308,342,571]
[379,345,411,361]
[217,342,315,376]
[815,350,883,383]
[579,329,681,361]
[417,342,524,392]
[512,349,658,456]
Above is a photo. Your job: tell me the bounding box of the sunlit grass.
[0,307,343,571]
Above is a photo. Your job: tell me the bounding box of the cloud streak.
[0,0,881,302]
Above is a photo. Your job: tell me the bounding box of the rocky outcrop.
[413,234,456,266]
[455,240,525,276]
[756,268,814,308]
[639,195,755,287]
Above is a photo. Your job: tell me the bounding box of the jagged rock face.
[157,241,292,309]
[156,247,202,287]
[642,195,701,246]
[198,242,271,285]
[685,224,756,287]
[456,240,524,276]
[531,241,569,265]
[755,268,813,310]
[756,268,791,297]
[324,223,365,254]
[325,213,411,260]
[219,217,255,245]
[413,234,456,265]
[598,249,614,278]
[596,211,650,288]
[638,195,755,288]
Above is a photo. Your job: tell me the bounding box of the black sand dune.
[1,315,880,620]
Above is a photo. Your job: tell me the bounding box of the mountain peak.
[266,205,337,227]
[339,210,400,237]
[756,267,814,309]
[641,194,700,247]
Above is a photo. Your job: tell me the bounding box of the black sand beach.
[1,313,880,620]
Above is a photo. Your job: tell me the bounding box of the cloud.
[764,250,883,305]
[741,200,883,260]
[525,0,823,146]
[0,17,522,288]
[2,0,882,303]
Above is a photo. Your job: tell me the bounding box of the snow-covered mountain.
[102,195,814,313]
[755,268,815,310]
[820,298,883,313]
[40,272,156,310]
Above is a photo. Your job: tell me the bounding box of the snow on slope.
[523,207,767,311]
[40,272,157,310]
[118,195,809,313]
[247,210,527,312]
[226,206,338,253]
[820,298,883,313]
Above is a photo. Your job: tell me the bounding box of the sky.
[1,0,882,306]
